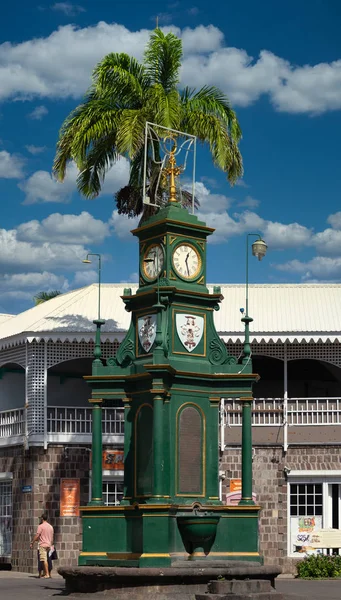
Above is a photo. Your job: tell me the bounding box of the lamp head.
[82,258,92,264]
[252,238,267,261]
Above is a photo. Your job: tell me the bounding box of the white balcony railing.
[0,408,25,439]
[287,398,341,425]
[224,398,284,426]
[224,397,341,427]
[47,406,125,435]
[0,406,124,446]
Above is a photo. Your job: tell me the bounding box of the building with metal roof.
[0,282,341,574]
[1,282,340,347]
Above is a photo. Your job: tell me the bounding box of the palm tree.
[53,28,243,219]
[34,291,61,306]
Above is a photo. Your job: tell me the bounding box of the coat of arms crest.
[138,314,156,352]
[176,314,204,353]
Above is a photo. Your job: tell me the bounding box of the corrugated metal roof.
[0,313,15,323]
[214,284,341,342]
[0,314,15,325]
[0,283,340,348]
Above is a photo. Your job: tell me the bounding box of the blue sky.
[1,0,341,313]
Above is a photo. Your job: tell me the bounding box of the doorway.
[0,479,12,559]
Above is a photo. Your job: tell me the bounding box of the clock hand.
[185,253,190,276]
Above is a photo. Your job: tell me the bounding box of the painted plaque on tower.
[138,314,156,352]
[176,313,204,352]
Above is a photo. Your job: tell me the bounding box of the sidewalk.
[0,571,340,599]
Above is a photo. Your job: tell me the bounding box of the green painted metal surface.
[81,201,261,566]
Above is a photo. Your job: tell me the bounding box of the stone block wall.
[0,444,90,573]
[221,444,341,574]
[0,446,35,572]
[32,445,90,570]
[2,443,341,573]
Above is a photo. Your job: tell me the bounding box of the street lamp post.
[241,234,268,363]
[82,253,105,365]
[82,253,105,506]
[239,234,267,507]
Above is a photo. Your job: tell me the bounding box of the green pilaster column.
[239,397,255,506]
[121,398,132,504]
[153,394,164,499]
[89,400,103,506]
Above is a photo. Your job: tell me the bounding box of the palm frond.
[70,105,122,166]
[76,136,119,198]
[115,108,147,157]
[94,53,149,106]
[146,85,181,130]
[115,185,143,217]
[53,27,243,215]
[181,110,243,183]
[181,85,242,141]
[144,28,182,92]
[34,291,61,305]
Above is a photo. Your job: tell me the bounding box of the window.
[0,480,12,557]
[290,483,323,517]
[288,474,341,557]
[102,480,124,506]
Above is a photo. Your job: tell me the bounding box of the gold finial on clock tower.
[163,136,183,203]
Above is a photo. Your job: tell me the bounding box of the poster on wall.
[226,479,257,505]
[102,450,124,471]
[60,479,80,517]
[290,516,323,555]
[89,450,125,471]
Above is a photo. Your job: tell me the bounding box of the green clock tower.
[79,143,261,568]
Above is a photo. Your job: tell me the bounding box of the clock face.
[172,243,201,280]
[142,244,164,280]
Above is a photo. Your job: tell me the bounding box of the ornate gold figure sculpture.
[162,136,183,203]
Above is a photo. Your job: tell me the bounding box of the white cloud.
[0,150,25,178]
[73,269,98,286]
[0,290,34,302]
[18,157,129,204]
[197,209,264,244]
[18,163,77,204]
[17,211,110,245]
[25,145,46,154]
[192,181,232,214]
[196,186,312,249]
[275,257,341,280]
[235,179,249,188]
[0,271,69,304]
[99,157,130,196]
[1,271,68,290]
[327,211,341,229]
[311,228,341,256]
[262,221,312,250]
[187,7,199,16]
[181,48,288,108]
[237,195,260,208]
[51,2,85,15]
[0,23,150,101]
[109,210,139,240]
[181,45,341,115]
[0,22,341,113]
[28,105,48,120]
[181,25,223,54]
[0,228,89,274]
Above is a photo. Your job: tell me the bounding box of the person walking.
[30,513,54,579]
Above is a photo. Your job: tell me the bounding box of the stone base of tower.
[59,562,283,597]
